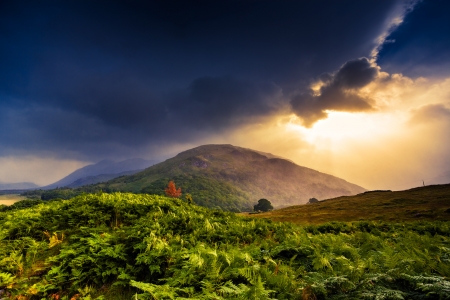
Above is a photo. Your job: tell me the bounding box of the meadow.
[1,192,449,299]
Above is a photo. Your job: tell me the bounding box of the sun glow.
[286,111,405,151]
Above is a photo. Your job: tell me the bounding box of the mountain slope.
[43,158,156,189]
[93,144,365,211]
[245,183,450,224]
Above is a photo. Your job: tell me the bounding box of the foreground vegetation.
[1,193,450,299]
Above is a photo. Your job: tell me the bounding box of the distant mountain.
[0,182,39,190]
[43,158,156,189]
[65,170,142,188]
[91,144,365,211]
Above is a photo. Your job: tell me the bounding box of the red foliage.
[165,180,182,198]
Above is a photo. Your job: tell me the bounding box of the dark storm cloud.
[333,59,379,89]
[0,0,408,159]
[0,75,282,160]
[168,77,282,130]
[290,58,378,127]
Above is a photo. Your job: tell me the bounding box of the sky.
[1,0,449,190]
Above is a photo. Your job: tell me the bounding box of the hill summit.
[94,144,365,211]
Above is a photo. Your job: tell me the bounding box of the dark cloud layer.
[169,77,282,130]
[290,58,378,126]
[0,75,282,159]
[0,0,428,160]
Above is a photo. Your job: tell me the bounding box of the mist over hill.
[92,144,365,211]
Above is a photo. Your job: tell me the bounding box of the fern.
[1,193,450,298]
[400,274,450,299]
[0,272,15,288]
[359,287,406,300]
[130,280,194,299]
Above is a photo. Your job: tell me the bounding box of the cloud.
[334,58,380,88]
[0,0,409,163]
[230,72,450,191]
[290,58,379,126]
[0,105,140,160]
[409,104,450,125]
[1,0,444,187]
[370,0,421,60]
[168,76,284,131]
[0,75,285,161]
[289,51,449,128]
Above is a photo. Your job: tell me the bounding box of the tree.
[165,181,182,198]
[308,197,319,204]
[254,199,273,212]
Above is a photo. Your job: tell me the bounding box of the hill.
[1,193,449,299]
[89,144,365,211]
[43,158,156,189]
[244,183,450,224]
[0,181,39,190]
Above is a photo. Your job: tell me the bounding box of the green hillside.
[1,193,450,299]
[245,183,450,224]
[43,144,365,212]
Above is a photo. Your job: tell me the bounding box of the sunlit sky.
[1,0,449,190]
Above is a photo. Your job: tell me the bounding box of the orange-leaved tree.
[165,180,182,198]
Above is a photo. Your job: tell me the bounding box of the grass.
[0,194,26,206]
[243,183,450,224]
